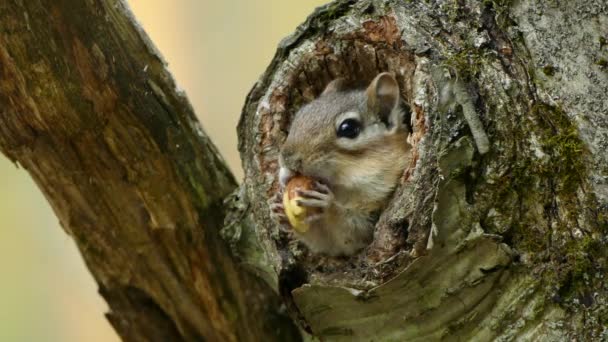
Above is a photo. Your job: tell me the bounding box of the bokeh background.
[0,1,327,340]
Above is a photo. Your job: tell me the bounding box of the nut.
[282,175,319,233]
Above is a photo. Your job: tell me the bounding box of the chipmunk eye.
[337,118,361,139]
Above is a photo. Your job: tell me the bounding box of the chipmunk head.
[280,73,411,205]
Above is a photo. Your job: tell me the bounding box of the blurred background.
[0,1,327,340]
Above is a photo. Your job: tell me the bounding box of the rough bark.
[231,0,608,340]
[0,1,299,341]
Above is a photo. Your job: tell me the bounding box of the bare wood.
[0,1,298,341]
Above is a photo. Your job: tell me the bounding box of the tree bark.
[1,0,607,341]
[232,0,608,340]
[0,1,299,341]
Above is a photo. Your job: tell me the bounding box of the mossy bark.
[232,0,608,340]
[1,0,607,341]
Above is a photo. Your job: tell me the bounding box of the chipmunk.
[271,72,411,256]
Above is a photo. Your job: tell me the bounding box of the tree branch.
[0,1,298,341]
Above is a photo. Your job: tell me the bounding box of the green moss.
[542,64,556,76]
[446,0,466,23]
[599,211,608,233]
[532,103,586,195]
[444,47,486,80]
[315,0,353,23]
[483,0,515,7]
[439,8,601,307]
[480,101,600,305]
[599,36,607,48]
[595,58,608,69]
[482,0,515,13]
[558,236,601,299]
[511,221,546,252]
[525,104,608,305]
[482,0,516,28]
[490,103,585,213]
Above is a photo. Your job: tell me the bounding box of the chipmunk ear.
[366,72,400,124]
[321,78,348,96]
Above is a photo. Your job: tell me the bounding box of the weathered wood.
[0,1,299,341]
[231,0,608,340]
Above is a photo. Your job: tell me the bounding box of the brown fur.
[278,73,411,256]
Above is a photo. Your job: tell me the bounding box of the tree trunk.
[1,0,607,341]
[233,0,608,340]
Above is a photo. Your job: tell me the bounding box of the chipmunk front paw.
[295,181,334,213]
